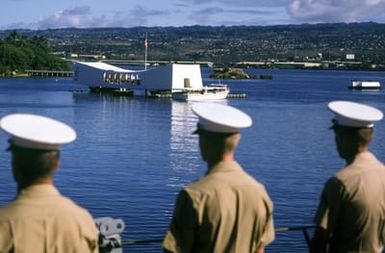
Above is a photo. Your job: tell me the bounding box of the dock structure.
[147,92,246,99]
[227,93,247,99]
[25,70,73,77]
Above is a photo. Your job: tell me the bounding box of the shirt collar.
[355,151,376,161]
[349,151,379,168]
[206,160,243,175]
[18,184,61,198]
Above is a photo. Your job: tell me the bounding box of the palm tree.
[5,30,27,47]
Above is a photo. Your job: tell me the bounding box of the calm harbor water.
[1,69,385,252]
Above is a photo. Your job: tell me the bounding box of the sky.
[2,0,385,30]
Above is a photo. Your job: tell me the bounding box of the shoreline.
[1,65,385,79]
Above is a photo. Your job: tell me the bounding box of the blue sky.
[2,0,385,30]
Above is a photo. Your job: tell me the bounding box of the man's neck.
[17,177,53,193]
[345,146,369,165]
[207,153,234,170]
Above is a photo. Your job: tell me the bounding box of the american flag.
[144,38,148,48]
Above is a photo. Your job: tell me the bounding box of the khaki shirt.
[315,152,385,253]
[163,161,275,253]
[0,184,99,253]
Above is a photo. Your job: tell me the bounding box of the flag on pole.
[144,34,148,70]
[144,38,148,48]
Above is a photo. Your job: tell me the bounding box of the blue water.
[1,69,385,252]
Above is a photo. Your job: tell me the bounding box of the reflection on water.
[168,101,199,189]
[169,101,198,173]
[168,100,230,186]
[71,92,177,253]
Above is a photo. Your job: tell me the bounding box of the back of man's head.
[192,103,252,166]
[0,113,76,188]
[328,101,382,162]
[333,125,373,160]
[202,131,241,154]
[11,146,60,185]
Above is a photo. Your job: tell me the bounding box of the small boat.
[172,85,229,101]
[349,80,381,89]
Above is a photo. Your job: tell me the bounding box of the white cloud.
[62,6,91,16]
[186,0,290,7]
[122,6,169,26]
[288,0,385,23]
[188,3,282,25]
[3,0,385,29]
[189,7,224,24]
[32,6,94,29]
[23,5,170,29]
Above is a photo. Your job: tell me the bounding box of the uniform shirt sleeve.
[258,191,275,247]
[80,212,100,253]
[0,220,13,252]
[314,177,345,233]
[163,189,197,253]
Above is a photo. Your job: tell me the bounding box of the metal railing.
[120,225,315,246]
[97,218,316,252]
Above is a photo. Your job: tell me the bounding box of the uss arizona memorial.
[73,62,213,96]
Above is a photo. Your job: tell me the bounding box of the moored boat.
[349,80,381,89]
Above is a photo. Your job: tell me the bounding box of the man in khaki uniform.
[311,101,385,253]
[163,103,275,253]
[0,113,99,253]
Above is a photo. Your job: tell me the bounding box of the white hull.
[349,80,381,89]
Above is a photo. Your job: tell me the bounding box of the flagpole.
[144,33,148,70]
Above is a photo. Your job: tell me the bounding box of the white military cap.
[0,113,76,150]
[192,103,252,134]
[328,101,383,128]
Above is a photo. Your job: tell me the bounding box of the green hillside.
[0,31,70,76]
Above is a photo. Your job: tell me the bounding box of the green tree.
[0,31,70,75]
[5,30,28,47]
[0,43,28,74]
[30,36,49,52]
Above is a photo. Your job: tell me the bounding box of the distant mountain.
[1,23,385,68]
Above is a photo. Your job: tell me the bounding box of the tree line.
[0,31,70,76]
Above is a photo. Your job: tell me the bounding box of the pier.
[25,70,73,77]
[227,92,247,99]
[145,92,246,99]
